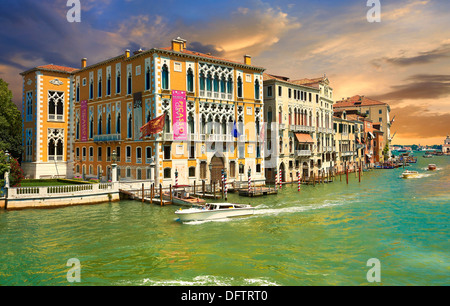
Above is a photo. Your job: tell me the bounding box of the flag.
[140,113,166,139]
[232,122,241,138]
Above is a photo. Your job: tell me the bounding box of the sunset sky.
[1,0,449,145]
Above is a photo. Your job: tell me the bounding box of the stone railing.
[8,182,118,199]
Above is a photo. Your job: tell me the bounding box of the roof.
[334,95,387,108]
[21,64,78,76]
[157,47,265,71]
[263,73,319,90]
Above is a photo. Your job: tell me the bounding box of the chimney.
[244,55,252,65]
[125,49,130,58]
[172,37,186,52]
[81,58,87,68]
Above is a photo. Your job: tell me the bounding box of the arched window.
[206,73,212,92]
[116,113,121,134]
[127,114,132,138]
[107,75,111,95]
[187,68,194,92]
[48,139,56,158]
[98,77,102,98]
[227,76,233,94]
[188,114,194,134]
[237,76,243,98]
[220,76,226,93]
[162,64,169,90]
[199,72,205,91]
[213,73,219,93]
[89,117,94,138]
[164,111,171,133]
[255,79,260,100]
[106,114,111,135]
[127,72,132,95]
[145,67,151,90]
[116,71,121,94]
[89,80,94,99]
[76,119,80,140]
[49,98,56,116]
[98,114,103,135]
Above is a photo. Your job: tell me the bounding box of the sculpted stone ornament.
[50,79,64,86]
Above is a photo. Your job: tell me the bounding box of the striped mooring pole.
[175,169,178,187]
[298,171,301,192]
[224,172,228,200]
[248,167,252,195]
[279,168,282,189]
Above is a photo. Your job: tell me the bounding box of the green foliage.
[0,78,22,159]
[0,150,24,187]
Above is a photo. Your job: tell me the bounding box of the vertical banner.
[80,100,88,142]
[133,92,142,140]
[172,90,187,141]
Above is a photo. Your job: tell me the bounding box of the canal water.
[1,153,449,286]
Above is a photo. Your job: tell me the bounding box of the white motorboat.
[402,170,419,179]
[175,203,255,222]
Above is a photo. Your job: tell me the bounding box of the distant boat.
[175,203,255,222]
[402,170,419,179]
[428,164,437,171]
[423,153,433,158]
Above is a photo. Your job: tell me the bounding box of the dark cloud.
[373,74,450,101]
[187,41,224,57]
[372,43,450,67]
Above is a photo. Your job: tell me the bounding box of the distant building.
[334,95,392,157]
[443,135,450,154]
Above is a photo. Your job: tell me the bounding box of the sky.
[0,0,449,145]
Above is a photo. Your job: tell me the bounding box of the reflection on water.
[0,154,449,285]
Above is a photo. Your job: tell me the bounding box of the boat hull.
[175,207,255,222]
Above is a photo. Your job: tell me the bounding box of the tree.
[382,143,390,160]
[0,78,23,159]
[0,150,24,187]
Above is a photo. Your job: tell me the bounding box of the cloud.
[372,43,450,67]
[373,74,450,101]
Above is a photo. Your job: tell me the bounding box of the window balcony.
[93,134,121,143]
[296,150,312,157]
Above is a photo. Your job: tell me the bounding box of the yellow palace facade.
[20,38,266,187]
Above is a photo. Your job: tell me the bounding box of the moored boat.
[428,164,437,171]
[175,203,255,222]
[402,170,419,179]
[423,153,433,158]
[163,190,206,207]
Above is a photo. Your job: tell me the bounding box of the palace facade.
[20,38,266,187]
[262,74,335,182]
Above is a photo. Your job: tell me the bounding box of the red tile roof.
[334,95,387,108]
[37,64,79,73]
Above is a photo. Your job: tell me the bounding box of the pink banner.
[172,90,187,141]
[80,100,88,142]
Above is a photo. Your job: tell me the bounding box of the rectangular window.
[164,145,171,160]
[146,147,152,163]
[278,86,282,97]
[267,86,272,97]
[189,145,195,159]
[98,147,102,162]
[116,146,121,162]
[126,146,131,163]
[189,167,196,178]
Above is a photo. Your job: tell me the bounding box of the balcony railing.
[48,155,63,161]
[93,134,121,142]
[289,125,315,133]
[296,150,312,157]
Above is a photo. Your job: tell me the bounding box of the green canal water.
[1,153,449,286]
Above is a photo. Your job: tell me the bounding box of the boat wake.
[254,201,344,216]
[141,275,280,286]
